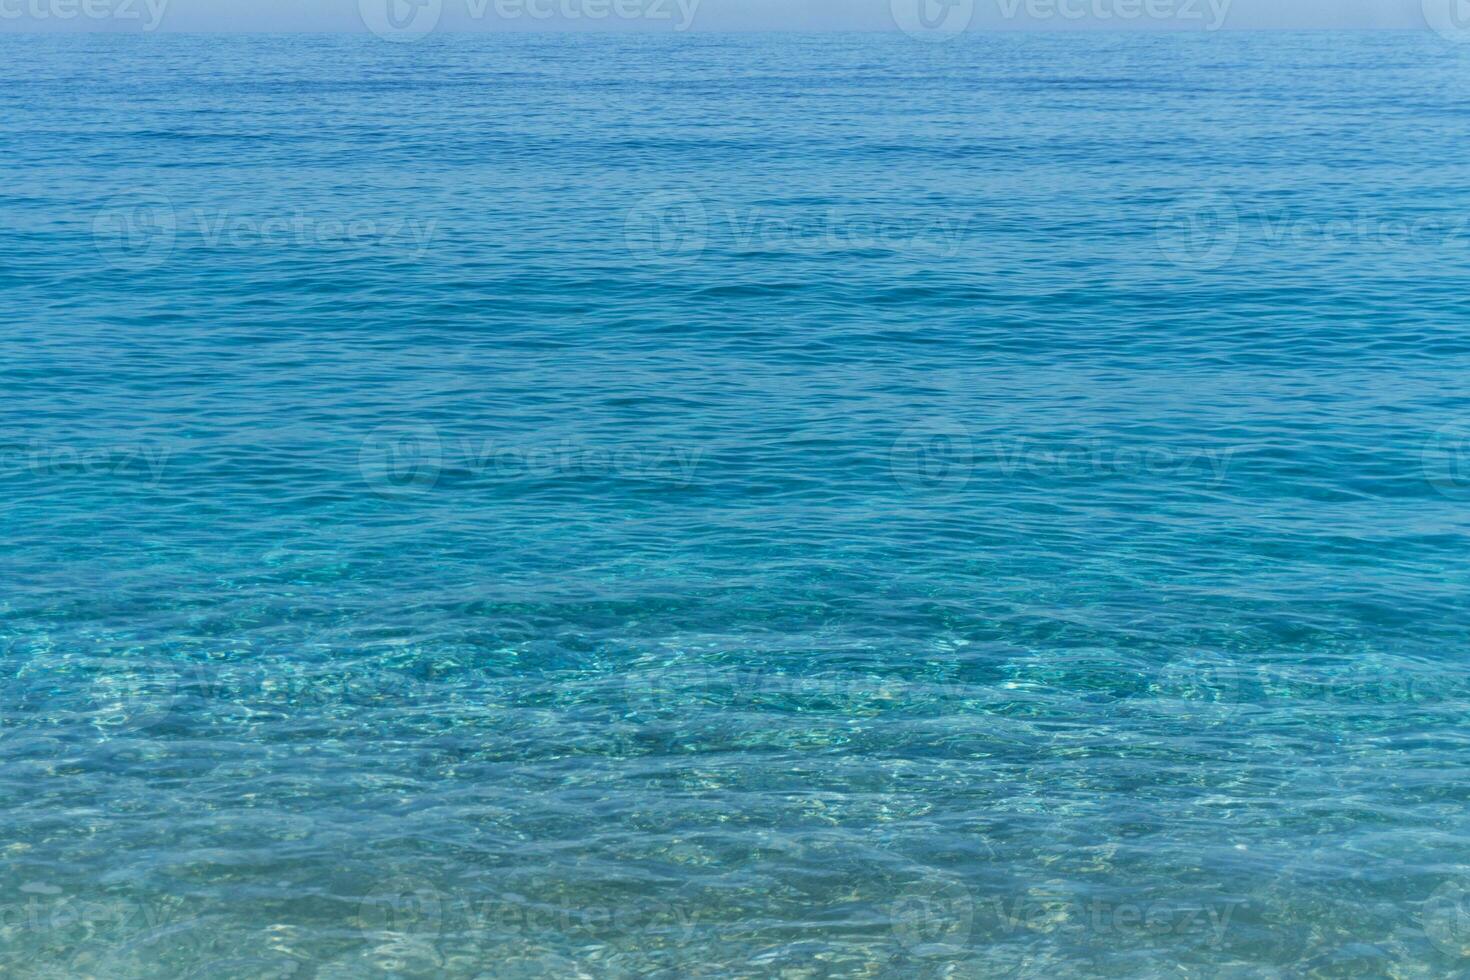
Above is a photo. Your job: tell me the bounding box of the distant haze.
[0,0,1440,34]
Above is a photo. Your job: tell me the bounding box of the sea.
[3,29,1470,978]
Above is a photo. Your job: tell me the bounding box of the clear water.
[4,30,1470,978]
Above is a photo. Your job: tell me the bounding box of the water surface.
[4,31,1470,978]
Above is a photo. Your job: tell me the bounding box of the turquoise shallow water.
[5,30,1470,978]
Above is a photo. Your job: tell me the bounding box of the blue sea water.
[4,29,1470,978]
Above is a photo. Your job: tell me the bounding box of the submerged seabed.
[4,30,1470,979]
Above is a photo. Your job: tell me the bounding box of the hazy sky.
[0,0,1442,33]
